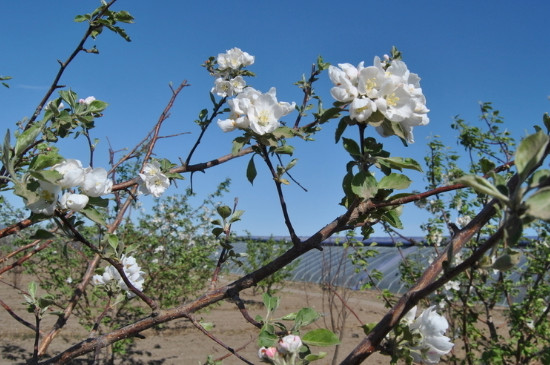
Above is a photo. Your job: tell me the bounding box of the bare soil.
[0,272,394,365]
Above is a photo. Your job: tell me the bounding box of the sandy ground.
[0,272,394,364]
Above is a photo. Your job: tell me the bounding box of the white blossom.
[217,87,295,135]
[78,96,96,105]
[456,215,472,227]
[329,56,429,143]
[25,180,60,215]
[81,167,113,197]
[217,47,254,70]
[138,161,170,198]
[277,335,302,354]
[211,76,246,97]
[59,192,89,211]
[53,159,86,188]
[406,306,454,364]
[92,255,145,297]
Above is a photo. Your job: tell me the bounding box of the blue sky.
[2,1,549,237]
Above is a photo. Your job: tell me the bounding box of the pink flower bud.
[277,334,302,354]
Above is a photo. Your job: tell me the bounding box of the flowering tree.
[1,1,550,364]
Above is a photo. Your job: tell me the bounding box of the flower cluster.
[24,158,112,215]
[401,306,454,364]
[138,161,170,198]
[211,47,254,97]
[329,55,429,143]
[217,86,296,135]
[92,255,145,297]
[210,48,296,136]
[258,334,302,365]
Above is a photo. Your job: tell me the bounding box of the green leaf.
[107,233,119,251]
[515,130,549,179]
[351,171,378,199]
[262,292,280,313]
[14,121,44,157]
[342,137,361,159]
[231,137,247,156]
[246,156,257,184]
[293,308,320,330]
[87,196,109,208]
[525,187,550,221]
[318,107,341,124]
[375,157,422,172]
[29,152,64,171]
[2,129,11,165]
[59,90,78,109]
[272,126,295,139]
[217,205,232,219]
[335,117,348,143]
[228,210,244,224]
[455,175,509,204]
[30,229,55,239]
[492,249,522,271]
[29,169,63,185]
[74,14,91,22]
[258,327,278,348]
[304,352,327,361]
[302,328,340,347]
[528,169,550,188]
[80,206,107,226]
[212,227,224,237]
[378,173,412,190]
[274,144,294,155]
[86,100,108,113]
[28,281,37,299]
[382,209,403,229]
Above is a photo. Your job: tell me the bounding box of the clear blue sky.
[2,1,549,237]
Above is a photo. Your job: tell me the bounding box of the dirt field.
[0,271,395,365]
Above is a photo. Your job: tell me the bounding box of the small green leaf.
[262,293,280,313]
[258,327,278,348]
[304,352,327,361]
[87,196,109,208]
[217,205,232,219]
[351,171,378,199]
[274,144,294,155]
[361,323,377,335]
[342,137,361,159]
[107,233,119,251]
[80,206,107,226]
[455,175,509,204]
[74,14,91,22]
[318,107,341,124]
[525,187,550,221]
[231,137,247,156]
[382,210,403,229]
[229,210,244,223]
[302,328,340,347]
[29,169,63,185]
[212,227,224,237]
[29,151,64,171]
[28,282,37,298]
[375,157,422,172]
[86,100,108,113]
[515,130,549,179]
[492,250,522,271]
[14,121,44,157]
[30,229,55,239]
[199,321,214,331]
[293,308,320,330]
[246,156,257,184]
[335,116,349,143]
[378,173,412,190]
